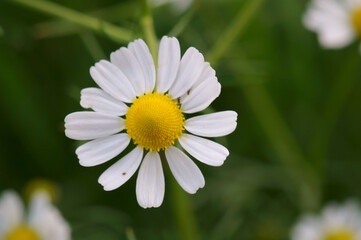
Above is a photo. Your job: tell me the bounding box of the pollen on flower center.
[5,225,40,240]
[352,7,361,36]
[324,230,354,240]
[125,92,184,152]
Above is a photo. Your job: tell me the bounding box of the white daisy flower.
[65,36,237,209]
[291,200,361,240]
[0,190,71,240]
[303,0,361,51]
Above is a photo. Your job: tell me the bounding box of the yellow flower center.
[125,92,184,152]
[352,7,361,36]
[5,225,40,240]
[324,230,354,240]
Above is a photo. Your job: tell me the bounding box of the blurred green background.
[0,0,360,239]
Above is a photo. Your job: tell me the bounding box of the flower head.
[64,36,237,208]
[303,0,361,51]
[291,200,361,240]
[0,190,71,240]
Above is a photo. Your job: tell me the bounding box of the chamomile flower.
[65,36,237,208]
[0,190,70,240]
[291,200,361,240]
[303,0,361,51]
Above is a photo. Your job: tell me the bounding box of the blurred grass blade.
[33,2,140,39]
[125,228,137,240]
[0,45,68,174]
[310,51,361,169]
[169,176,201,240]
[168,0,200,37]
[80,33,106,61]
[10,0,134,43]
[206,0,320,210]
[207,0,265,66]
[140,0,158,61]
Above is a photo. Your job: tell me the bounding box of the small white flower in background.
[0,190,70,240]
[303,0,361,51]
[291,200,361,240]
[65,36,237,209]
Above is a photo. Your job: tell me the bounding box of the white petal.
[303,0,355,48]
[291,215,322,240]
[185,111,238,137]
[318,25,355,48]
[181,77,221,114]
[65,112,124,140]
[165,146,205,194]
[29,192,71,240]
[98,147,143,191]
[110,47,146,96]
[80,88,128,116]
[191,62,216,90]
[90,60,136,103]
[76,133,130,167]
[168,47,205,99]
[156,36,181,93]
[128,39,156,93]
[136,152,165,208]
[178,134,229,167]
[0,191,23,237]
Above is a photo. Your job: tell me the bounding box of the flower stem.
[207,0,320,210]
[140,0,159,62]
[207,0,265,66]
[9,0,134,43]
[168,0,200,37]
[169,176,201,240]
[310,51,360,172]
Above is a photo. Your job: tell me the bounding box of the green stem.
[168,0,200,37]
[207,0,265,66]
[9,0,134,43]
[169,175,201,240]
[80,33,106,61]
[206,0,320,209]
[140,0,158,62]
[241,82,320,210]
[310,52,360,171]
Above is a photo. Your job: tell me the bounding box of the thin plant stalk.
[10,0,134,43]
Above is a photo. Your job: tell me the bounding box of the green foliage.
[0,0,360,239]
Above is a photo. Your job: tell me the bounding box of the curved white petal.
[80,88,128,116]
[168,47,205,99]
[90,60,136,103]
[98,147,143,191]
[191,62,216,90]
[181,77,221,114]
[0,191,23,237]
[110,47,146,96]
[156,36,181,93]
[128,39,156,93]
[136,152,165,209]
[65,112,124,140]
[185,111,237,137]
[178,134,229,167]
[29,192,71,240]
[76,133,130,167]
[165,146,205,194]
